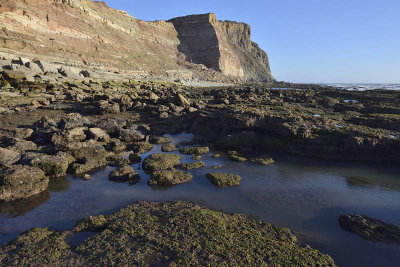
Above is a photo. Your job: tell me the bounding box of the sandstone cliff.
[0,0,274,82]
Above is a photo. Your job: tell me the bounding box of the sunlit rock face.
[0,0,274,82]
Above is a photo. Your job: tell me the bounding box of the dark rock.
[149,136,172,144]
[109,165,140,184]
[180,161,205,170]
[148,168,192,186]
[0,165,48,202]
[130,142,153,154]
[339,214,400,245]
[128,153,141,164]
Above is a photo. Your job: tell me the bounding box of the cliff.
[0,0,274,82]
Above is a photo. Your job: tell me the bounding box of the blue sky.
[104,0,400,83]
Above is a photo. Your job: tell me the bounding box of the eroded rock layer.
[0,0,274,82]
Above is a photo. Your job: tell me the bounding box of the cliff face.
[0,0,274,82]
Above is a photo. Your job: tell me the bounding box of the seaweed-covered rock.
[109,165,140,184]
[250,155,275,165]
[148,169,192,186]
[339,214,400,245]
[30,152,75,177]
[227,151,247,162]
[69,148,109,176]
[142,153,181,171]
[87,128,110,142]
[149,136,172,144]
[206,173,242,187]
[180,161,205,170]
[131,142,153,154]
[161,143,177,152]
[0,201,335,266]
[0,165,48,202]
[179,146,209,155]
[0,147,21,166]
[119,127,145,142]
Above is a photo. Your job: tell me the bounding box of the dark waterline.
[0,133,399,266]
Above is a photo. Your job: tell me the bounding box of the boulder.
[128,153,141,164]
[58,113,90,130]
[109,165,140,184]
[148,168,192,186]
[0,165,48,202]
[0,148,21,166]
[131,142,153,154]
[149,136,172,144]
[13,128,34,139]
[142,153,181,171]
[119,127,145,142]
[30,152,75,177]
[69,148,109,176]
[33,60,59,73]
[179,146,209,155]
[88,128,110,142]
[2,69,26,80]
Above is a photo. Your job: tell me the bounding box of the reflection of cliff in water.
[0,191,50,218]
[346,176,400,192]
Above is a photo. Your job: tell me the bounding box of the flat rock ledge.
[0,201,336,266]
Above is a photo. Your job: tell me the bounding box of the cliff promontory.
[0,0,274,82]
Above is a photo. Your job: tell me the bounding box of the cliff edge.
[0,0,274,82]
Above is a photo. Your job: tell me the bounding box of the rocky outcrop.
[0,0,273,82]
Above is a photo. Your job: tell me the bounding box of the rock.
[128,153,141,164]
[0,165,48,202]
[88,128,110,142]
[69,148,108,176]
[339,214,400,245]
[0,148,21,166]
[2,69,26,80]
[188,107,198,113]
[58,113,90,130]
[161,143,177,152]
[206,173,242,187]
[80,70,91,77]
[176,93,190,106]
[250,155,275,165]
[104,139,126,152]
[131,142,153,154]
[107,154,130,167]
[179,146,209,155]
[149,92,159,101]
[109,165,140,184]
[95,100,120,114]
[83,174,91,180]
[142,153,181,171]
[227,151,248,162]
[149,136,172,144]
[119,127,145,142]
[30,152,75,177]
[148,168,192,186]
[96,118,126,135]
[13,128,34,139]
[18,201,334,266]
[180,161,205,170]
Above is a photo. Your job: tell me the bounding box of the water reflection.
[0,191,50,218]
[0,133,399,267]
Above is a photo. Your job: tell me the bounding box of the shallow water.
[1,133,400,266]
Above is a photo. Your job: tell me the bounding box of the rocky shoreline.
[0,70,400,264]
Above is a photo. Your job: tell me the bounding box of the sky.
[103,0,400,83]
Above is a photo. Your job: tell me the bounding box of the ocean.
[325,83,400,91]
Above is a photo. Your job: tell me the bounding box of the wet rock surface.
[0,165,48,202]
[339,214,400,245]
[148,169,192,186]
[206,172,243,187]
[142,153,181,171]
[0,201,335,266]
